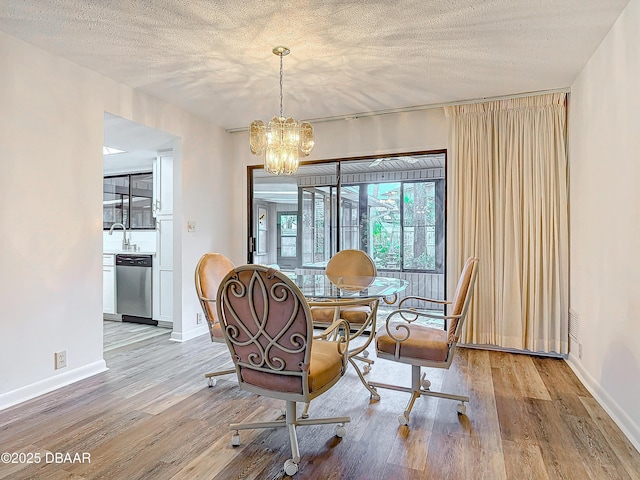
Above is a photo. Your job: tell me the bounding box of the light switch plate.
[187,221,196,233]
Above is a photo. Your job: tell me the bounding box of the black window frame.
[337,178,444,274]
[103,172,156,231]
[248,149,447,276]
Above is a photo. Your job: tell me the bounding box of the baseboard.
[0,360,108,412]
[460,343,566,358]
[170,325,208,342]
[566,353,640,453]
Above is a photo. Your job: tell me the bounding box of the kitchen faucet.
[109,222,130,250]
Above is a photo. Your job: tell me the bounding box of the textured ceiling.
[0,0,630,131]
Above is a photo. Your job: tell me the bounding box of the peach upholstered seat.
[376,322,449,362]
[194,252,236,386]
[370,256,479,425]
[217,264,351,476]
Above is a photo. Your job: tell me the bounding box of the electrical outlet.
[196,312,203,325]
[55,351,67,370]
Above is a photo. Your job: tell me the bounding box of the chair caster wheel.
[231,432,240,447]
[284,459,299,475]
[362,350,370,358]
[335,424,347,438]
[457,403,467,415]
[369,386,380,401]
[207,378,216,387]
[398,414,409,426]
[363,364,371,374]
[421,379,431,390]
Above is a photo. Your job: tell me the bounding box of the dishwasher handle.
[115,254,153,267]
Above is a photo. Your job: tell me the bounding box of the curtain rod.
[226,87,570,134]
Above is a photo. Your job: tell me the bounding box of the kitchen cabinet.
[153,153,173,216]
[152,151,174,326]
[103,254,116,314]
[153,218,173,326]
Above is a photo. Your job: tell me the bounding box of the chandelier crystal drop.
[250,46,314,175]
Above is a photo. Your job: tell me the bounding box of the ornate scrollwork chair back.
[194,253,236,386]
[219,266,315,399]
[216,264,351,476]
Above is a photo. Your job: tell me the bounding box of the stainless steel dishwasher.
[115,254,156,325]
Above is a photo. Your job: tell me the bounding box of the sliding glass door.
[250,163,338,270]
[249,153,445,279]
[301,185,338,267]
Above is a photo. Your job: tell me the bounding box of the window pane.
[301,187,334,267]
[103,176,129,228]
[302,191,314,265]
[403,182,436,270]
[103,173,155,230]
[340,185,360,250]
[280,214,297,236]
[130,173,155,229]
[368,183,401,270]
[280,237,297,257]
[314,196,324,255]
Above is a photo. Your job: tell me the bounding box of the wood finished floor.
[103,320,172,352]
[1,324,639,480]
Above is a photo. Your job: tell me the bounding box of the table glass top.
[288,273,408,300]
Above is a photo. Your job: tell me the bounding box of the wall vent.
[569,308,580,341]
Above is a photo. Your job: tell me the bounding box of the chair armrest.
[314,318,351,358]
[314,317,350,337]
[387,308,463,323]
[398,296,452,309]
[382,308,462,342]
[308,298,374,308]
[198,295,216,303]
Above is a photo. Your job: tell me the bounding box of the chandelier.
[250,46,314,175]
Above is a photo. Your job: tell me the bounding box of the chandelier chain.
[279,53,284,118]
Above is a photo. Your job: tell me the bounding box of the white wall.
[568,0,640,450]
[0,31,236,408]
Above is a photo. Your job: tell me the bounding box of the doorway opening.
[102,112,177,352]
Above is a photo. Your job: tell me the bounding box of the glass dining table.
[288,272,409,400]
[290,273,408,302]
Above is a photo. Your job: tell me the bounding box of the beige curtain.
[445,93,568,354]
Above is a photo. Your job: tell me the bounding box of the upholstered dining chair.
[369,256,479,425]
[310,249,379,372]
[194,252,236,387]
[217,264,351,476]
